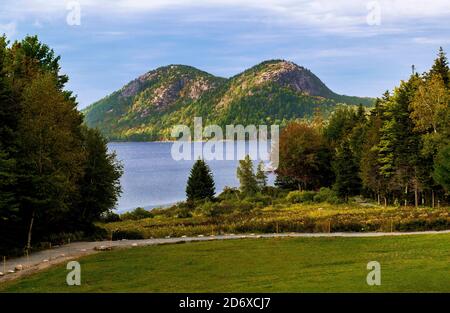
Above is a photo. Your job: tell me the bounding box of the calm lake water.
[108,141,275,212]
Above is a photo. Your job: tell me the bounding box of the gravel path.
[1,230,449,283]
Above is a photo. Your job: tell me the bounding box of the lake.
[108,141,275,212]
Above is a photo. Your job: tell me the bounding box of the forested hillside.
[84,60,374,141]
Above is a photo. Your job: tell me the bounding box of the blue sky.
[1,0,449,109]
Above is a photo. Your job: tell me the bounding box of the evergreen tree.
[237,155,259,195]
[332,141,361,201]
[274,175,300,190]
[433,144,450,192]
[186,159,215,202]
[17,72,86,252]
[323,106,358,148]
[360,99,389,204]
[9,35,69,89]
[429,47,449,86]
[0,35,20,254]
[255,161,268,189]
[0,35,124,255]
[377,77,422,206]
[73,128,123,230]
[0,35,18,149]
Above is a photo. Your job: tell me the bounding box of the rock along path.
[1,230,449,284]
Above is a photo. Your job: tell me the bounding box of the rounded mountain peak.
[249,59,336,98]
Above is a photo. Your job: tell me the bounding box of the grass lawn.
[1,234,449,292]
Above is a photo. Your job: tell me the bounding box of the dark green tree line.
[0,35,122,256]
[276,48,450,205]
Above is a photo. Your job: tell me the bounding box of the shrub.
[201,201,238,217]
[100,211,121,223]
[42,231,85,245]
[246,194,272,206]
[176,208,193,218]
[217,187,241,201]
[112,229,144,240]
[121,207,154,220]
[261,186,287,198]
[238,200,254,212]
[313,187,341,204]
[286,190,316,203]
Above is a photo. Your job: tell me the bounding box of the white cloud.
[1,0,449,38]
[413,37,450,45]
[0,21,17,37]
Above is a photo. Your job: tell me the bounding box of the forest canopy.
[0,35,123,256]
[276,48,450,207]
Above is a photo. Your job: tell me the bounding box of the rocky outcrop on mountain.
[84,60,374,141]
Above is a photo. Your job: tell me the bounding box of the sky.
[0,0,449,109]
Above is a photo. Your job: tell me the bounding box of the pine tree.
[433,144,450,192]
[0,36,20,254]
[377,78,422,206]
[332,141,361,201]
[255,161,268,189]
[73,127,123,230]
[360,99,389,205]
[186,159,215,202]
[274,175,300,190]
[429,47,449,86]
[237,155,259,195]
[324,106,358,148]
[18,72,86,252]
[0,35,124,255]
[0,84,17,231]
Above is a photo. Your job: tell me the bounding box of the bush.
[42,231,85,245]
[200,201,237,217]
[100,211,121,223]
[246,194,272,206]
[217,187,241,201]
[176,208,193,218]
[286,190,316,203]
[112,229,144,240]
[238,200,254,212]
[313,187,341,204]
[261,186,287,199]
[121,207,154,220]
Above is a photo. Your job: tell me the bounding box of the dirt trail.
[1,230,449,283]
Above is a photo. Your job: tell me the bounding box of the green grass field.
[1,234,449,292]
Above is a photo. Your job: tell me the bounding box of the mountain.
[83,60,374,141]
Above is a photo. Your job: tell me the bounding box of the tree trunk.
[414,182,418,208]
[377,193,380,205]
[404,185,408,207]
[432,190,435,208]
[26,209,36,253]
[384,196,387,207]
